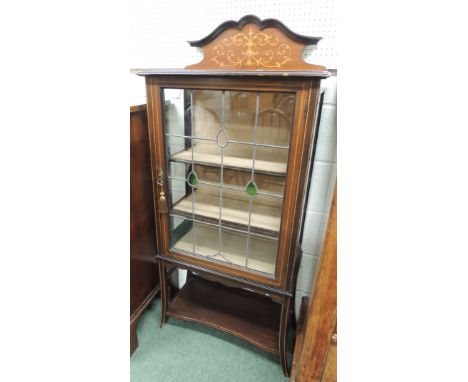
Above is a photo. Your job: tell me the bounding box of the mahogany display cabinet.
[136,15,330,376]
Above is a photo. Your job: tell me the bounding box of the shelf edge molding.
[171,149,288,176]
[156,254,293,297]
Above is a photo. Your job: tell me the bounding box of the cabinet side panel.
[282,80,322,291]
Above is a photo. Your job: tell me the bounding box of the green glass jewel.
[245,181,257,197]
[188,172,198,187]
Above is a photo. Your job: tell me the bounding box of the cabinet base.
[160,265,292,376]
[167,274,281,353]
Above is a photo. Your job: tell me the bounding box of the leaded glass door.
[162,88,295,277]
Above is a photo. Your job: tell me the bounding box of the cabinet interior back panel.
[130,0,337,70]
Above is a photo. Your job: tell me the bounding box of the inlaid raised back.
[186,15,327,72]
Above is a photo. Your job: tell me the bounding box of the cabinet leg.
[158,259,168,327]
[130,320,138,355]
[279,296,291,377]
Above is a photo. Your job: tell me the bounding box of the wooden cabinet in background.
[130,105,160,355]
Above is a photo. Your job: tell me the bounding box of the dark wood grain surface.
[295,187,337,381]
[187,15,322,47]
[130,105,160,355]
[135,69,330,78]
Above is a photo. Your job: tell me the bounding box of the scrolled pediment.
[185,15,327,72]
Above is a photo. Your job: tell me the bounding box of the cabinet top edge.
[132,68,331,79]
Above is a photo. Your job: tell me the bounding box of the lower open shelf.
[166,275,281,354]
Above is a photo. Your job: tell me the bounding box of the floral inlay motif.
[210,28,292,69]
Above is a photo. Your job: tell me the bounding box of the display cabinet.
[136,15,329,375]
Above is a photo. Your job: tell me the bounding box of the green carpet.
[130,299,290,382]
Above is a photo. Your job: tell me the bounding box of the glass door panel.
[162,88,295,277]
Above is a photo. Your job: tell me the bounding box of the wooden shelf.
[172,222,278,275]
[167,275,281,354]
[172,186,282,237]
[171,148,287,176]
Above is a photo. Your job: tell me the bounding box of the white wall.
[130,0,336,70]
[295,75,336,317]
[129,1,337,318]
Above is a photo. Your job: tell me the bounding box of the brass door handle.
[156,168,168,214]
[157,168,164,187]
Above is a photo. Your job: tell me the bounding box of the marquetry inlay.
[210,27,292,69]
[186,16,326,72]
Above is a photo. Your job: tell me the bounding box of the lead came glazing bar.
[206,91,231,264]
[164,133,289,149]
[210,91,232,263]
[217,91,225,260]
[190,90,196,256]
[172,159,286,178]
[169,213,279,241]
[245,92,260,268]
[167,175,284,198]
